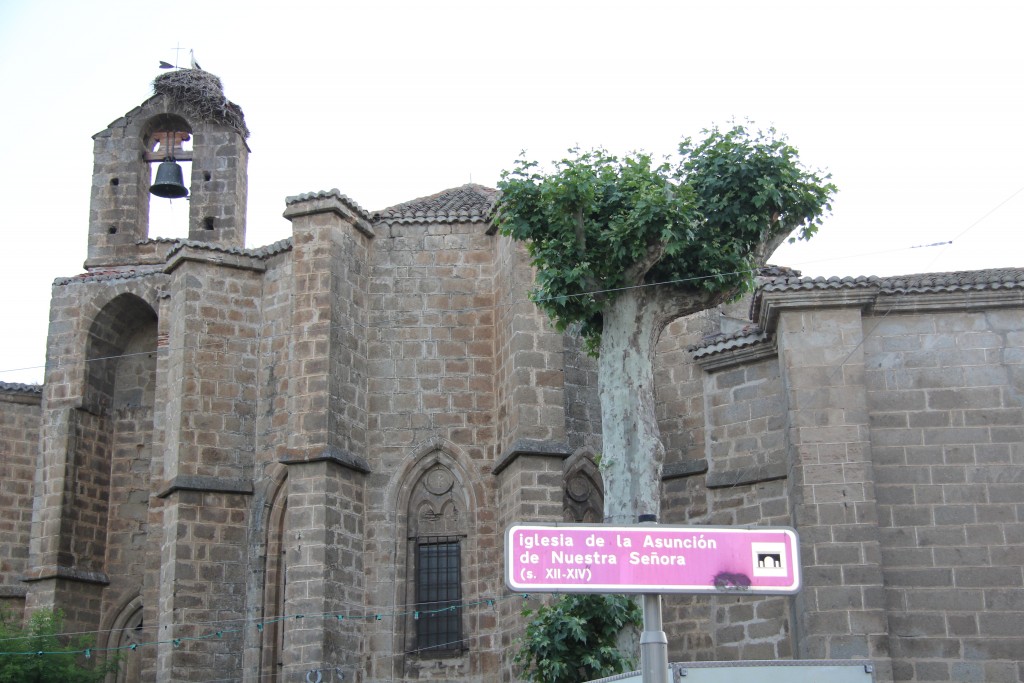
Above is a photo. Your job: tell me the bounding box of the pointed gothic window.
[404,460,468,657]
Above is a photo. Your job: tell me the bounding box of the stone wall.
[361,210,500,682]
[0,384,40,616]
[654,273,1024,683]
[656,310,795,663]
[656,309,716,466]
[252,244,294,464]
[865,309,1024,683]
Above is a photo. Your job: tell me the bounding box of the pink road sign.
[505,524,800,594]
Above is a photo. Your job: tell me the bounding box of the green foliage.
[514,594,642,683]
[0,610,119,683]
[494,124,837,352]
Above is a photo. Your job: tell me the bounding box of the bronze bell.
[150,160,189,199]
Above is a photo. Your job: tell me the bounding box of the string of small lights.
[0,593,532,658]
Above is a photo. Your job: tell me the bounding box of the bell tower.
[85,68,249,268]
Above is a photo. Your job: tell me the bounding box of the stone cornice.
[662,458,708,481]
[492,439,572,476]
[164,244,268,275]
[755,288,877,336]
[755,279,1024,333]
[22,565,110,586]
[706,461,788,489]
[156,475,255,498]
[284,189,375,237]
[279,446,371,474]
[752,268,1024,332]
[871,287,1024,314]
[690,268,1024,363]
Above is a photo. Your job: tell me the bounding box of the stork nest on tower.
[153,69,250,138]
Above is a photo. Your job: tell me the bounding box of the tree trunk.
[598,287,668,524]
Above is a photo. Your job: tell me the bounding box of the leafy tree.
[0,610,119,683]
[514,594,642,683]
[496,125,836,523]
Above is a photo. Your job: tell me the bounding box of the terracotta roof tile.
[163,237,294,260]
[54,267,164,286]
[0,382,42,395]
[689,327,769,357]
[755,267,1024,299]
[55,239,296,287]
[691,267,1024,358]
[374,184,498,225]
[250,237,293,258]
[285,189,372,222]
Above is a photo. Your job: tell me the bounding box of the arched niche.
[61,294,157,575]
[258,471,289,683]
[563,450,605,523]
[104,595,145,683]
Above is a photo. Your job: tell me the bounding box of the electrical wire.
[0,238,984,380]
[3,178,1023,380]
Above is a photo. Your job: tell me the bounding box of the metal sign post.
[640,593,669,683]
[638,515,669,683]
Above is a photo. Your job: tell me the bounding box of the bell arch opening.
[143,114,193,239]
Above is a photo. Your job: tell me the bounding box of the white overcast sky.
[1,0,1021,384]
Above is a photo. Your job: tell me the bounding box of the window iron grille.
[415,536,463,653]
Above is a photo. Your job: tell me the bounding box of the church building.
[0,69,1021,683]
